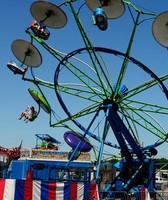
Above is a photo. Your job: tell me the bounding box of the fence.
[98,190,168,200]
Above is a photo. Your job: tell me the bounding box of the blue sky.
[1,0,168,159]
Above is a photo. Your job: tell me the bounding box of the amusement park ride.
[0,143,22,160]
[6,0,168,198]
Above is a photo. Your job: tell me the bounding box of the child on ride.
[18,105,37,122]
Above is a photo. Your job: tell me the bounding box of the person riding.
[30,20,50,40]
[18,105,38,122]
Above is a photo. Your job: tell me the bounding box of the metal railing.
[88,190,168,200]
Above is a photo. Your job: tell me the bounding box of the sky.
[1,0,168,160]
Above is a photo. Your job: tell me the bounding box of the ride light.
[92,8,108,31]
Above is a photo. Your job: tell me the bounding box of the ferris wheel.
[7,0,168,192]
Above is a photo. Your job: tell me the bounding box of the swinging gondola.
[7,61,27,75]
[30,20,50,40]
[28,88,51,114]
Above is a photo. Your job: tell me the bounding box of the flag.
[0,179,99,200]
